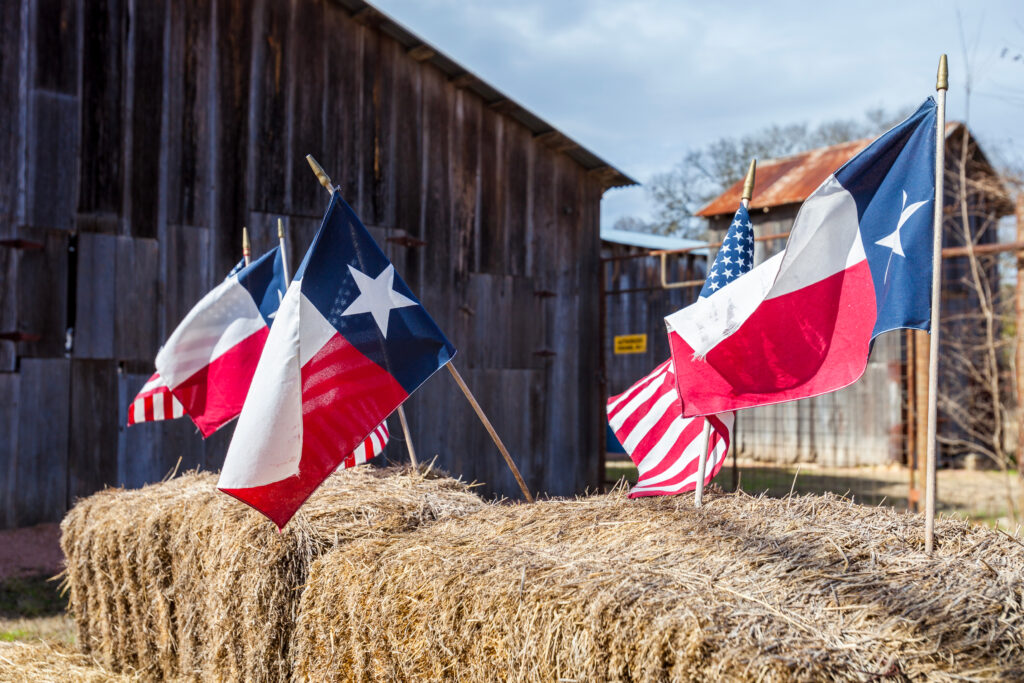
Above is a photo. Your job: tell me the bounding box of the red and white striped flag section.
[607,201,754,497]
[607,359,732,497]
[126,372,185,425]
[127,368,389,461]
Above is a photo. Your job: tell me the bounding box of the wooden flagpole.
[694,159,756,508]
[242,227,252,266]
[924,55,948,554]
[304,154,420,469]
[446,362,533,502]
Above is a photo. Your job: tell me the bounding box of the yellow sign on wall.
[613,334,648,355]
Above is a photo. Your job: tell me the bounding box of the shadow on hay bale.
[60,465,483,681]
[292,489,1024,682]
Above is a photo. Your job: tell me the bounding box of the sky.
[371,0,1024,229]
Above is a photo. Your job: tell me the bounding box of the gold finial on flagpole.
[305,154,334,194]
[741,159,757,203]
[242,227,251,266]
[936,54,948,92]
[277,217,285,240]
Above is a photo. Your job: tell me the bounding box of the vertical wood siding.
[0,0,606,526]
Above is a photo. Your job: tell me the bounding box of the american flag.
[607,204,753,497]
[127,373,186,426]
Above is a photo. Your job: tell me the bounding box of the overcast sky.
[372,0,1024,229]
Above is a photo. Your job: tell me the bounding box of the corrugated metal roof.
[697,122,964,217]
[330,0,637,190]
[600,228,708,255]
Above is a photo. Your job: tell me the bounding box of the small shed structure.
[601,229,707,430]
[696,124,1014,467]
[0,0,634,528]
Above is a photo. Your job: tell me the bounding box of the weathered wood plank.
[78,0,124,219]
[477,110,505,275]
[161,225,211,339]
[125,0,165,238]
[8,359,69,526]
[27,91,79,230]
[390,46,423,238]
[322,5,365,212]
[0,372,18,527]
[15,227,67,358]
[114,236,160,361]
[211,0,253,272]
[33,0,78,95]
[286,0,326,218]
[73,232,117,358]
[68,360,119,503]
[502,120,531,277]
[0,0,25,224]
[165,0,211,228]
[248,0,289,215]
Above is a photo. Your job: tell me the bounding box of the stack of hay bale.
[60,466,483,681]
[292,490,1024,681]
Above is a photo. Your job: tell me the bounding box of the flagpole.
[242,227,252,267]
[445,362,534,502]
[304,154,421,470]
[694,159,756,508]
[277,218,290,285]
[924,55,948,555]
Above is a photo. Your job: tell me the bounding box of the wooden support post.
[446,362,534,502]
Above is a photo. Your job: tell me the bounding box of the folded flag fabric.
[126,372,185,426]
[608,360,734,497]
[343,421,390,470]
[667,99,937,417]
[606,203,753,497]
[154,246,287,436]
[218,193,456,529]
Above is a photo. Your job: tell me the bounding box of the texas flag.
[666,99,937,417]
[218,193,456,528]
[154,248,287,435]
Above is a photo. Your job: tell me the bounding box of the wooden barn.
[0,0,634,528]
[696,124,1014,468]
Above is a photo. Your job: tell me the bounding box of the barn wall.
[0,0,607,526]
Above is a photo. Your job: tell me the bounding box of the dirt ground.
[0,524,63,584]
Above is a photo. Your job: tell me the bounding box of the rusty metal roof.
[697,122,964,217]
[330,0,637,190]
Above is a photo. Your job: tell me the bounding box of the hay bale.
[61,466,483,681]
[0,640,141,682]
[293,490,1024,681]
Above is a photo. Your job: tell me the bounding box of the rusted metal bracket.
[534,289,556,299]
[386,235,427,249]
[0,238,44,250]
[0,331,41,342]
[659,252,704,290]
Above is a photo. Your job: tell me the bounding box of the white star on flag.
[341,264,417,337]
[875,190,929,258]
